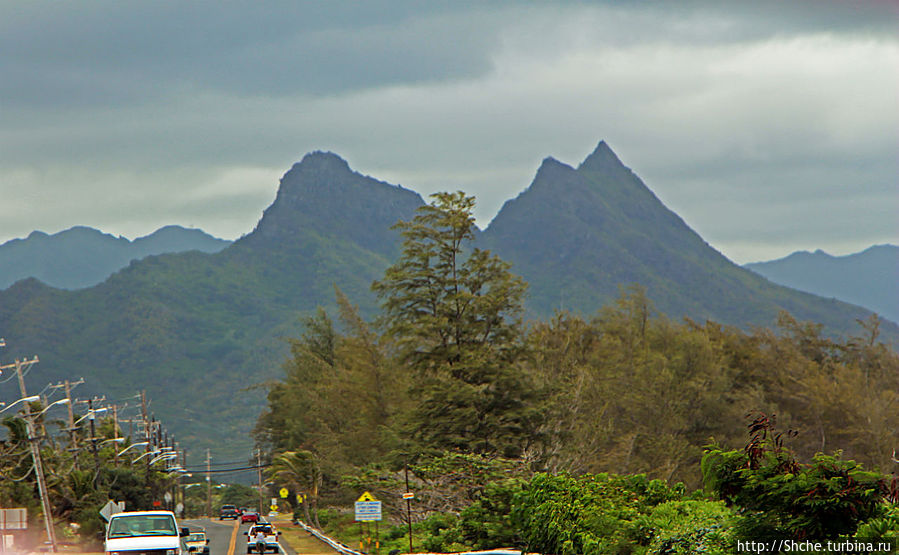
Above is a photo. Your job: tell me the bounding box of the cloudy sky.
[2,1,896,264]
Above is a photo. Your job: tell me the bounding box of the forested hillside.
[0,225,230,289]
[482,142,888,337]
[1,143,894,463]
[257,194,899,551]
[746,245,899,324]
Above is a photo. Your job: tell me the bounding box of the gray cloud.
[1,1,896,264]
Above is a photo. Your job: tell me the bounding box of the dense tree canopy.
[253,190,899,549]
[372,192,536,456]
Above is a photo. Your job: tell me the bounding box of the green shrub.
[512,472,695,555]
[702,414,895,540]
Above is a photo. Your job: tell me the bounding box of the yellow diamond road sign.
[357,491,376,502]
[279,488,289,498]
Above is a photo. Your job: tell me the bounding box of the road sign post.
[354,493,381,555]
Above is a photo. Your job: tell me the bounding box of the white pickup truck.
[105,510,189,555]
[244,522,281,554]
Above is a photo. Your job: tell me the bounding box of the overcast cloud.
[1,0,896,263]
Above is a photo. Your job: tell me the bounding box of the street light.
[33,398,70,417]
[74,407,107,425]
[99,437,126,446]
[0,395,40,414]
[149,453,178,465]
[116,441,149,457]
[132,449,162,463]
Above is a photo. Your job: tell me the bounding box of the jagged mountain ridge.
[0,153,424,461]
[0,225,231,290]
[745,245,899,323]
[480,140,888,336]
[1,143,893,464]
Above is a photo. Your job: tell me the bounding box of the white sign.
[164,492,173,503]
[99,500,125,522]
[0,508,27,530]
[175,503,184,515]
[354,501,382,522]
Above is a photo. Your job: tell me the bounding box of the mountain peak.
[578,140,626,172]
[292,151,351,173]
[244,151,423,257]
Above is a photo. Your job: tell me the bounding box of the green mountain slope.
[480,141,898,340]
[0,225,230,290]
[0,152,423,461]
[1,144,893,464]
[745,245,898,324]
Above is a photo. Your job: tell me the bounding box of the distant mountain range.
[745,245,898,324]
[0,225,230,289]
[1,143,894,463]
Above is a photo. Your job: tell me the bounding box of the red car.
[241,511,259,524]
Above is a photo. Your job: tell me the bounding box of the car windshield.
[108,515,177,537]
[187,534,206,542]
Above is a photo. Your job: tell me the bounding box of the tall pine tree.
[373,192,538,456]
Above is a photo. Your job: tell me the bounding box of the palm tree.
[266,450,322,529]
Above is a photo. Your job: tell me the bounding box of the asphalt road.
[182,519,235,555]
[181,518,297,555]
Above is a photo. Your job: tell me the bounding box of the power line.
[183,459,259,468]
[192,463,271,474]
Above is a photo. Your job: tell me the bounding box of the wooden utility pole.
[181,448,188,512]
[112,404,120,467]
[88,398,100,473]
[12,357,58,552]
[206,449,212,517]
[142,391,152,497]
[256,449,264,514]
[63,380,81,469]
[405,462,413,554]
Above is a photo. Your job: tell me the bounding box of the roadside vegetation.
[4,191,897,552]
[256,192,899,552]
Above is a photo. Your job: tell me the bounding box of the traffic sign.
[279,487,289,498]
[354,500,382,522]
[402,492,414,500]
[357,491,376,502]
[99,500,125,521]
[296,493,305,503]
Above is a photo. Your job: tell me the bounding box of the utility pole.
[405,461,413,554]
[256,449,264,514]
[62,380,82,469]
[181,448,188,515]
[205,449,212,518]
[12,357,58,552]
[88,398,100,474]
[112,404,120,467]
[142,391,152,501]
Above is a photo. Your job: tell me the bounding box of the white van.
[105,510,188,555]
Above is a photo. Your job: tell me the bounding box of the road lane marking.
[227,519,239,555]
